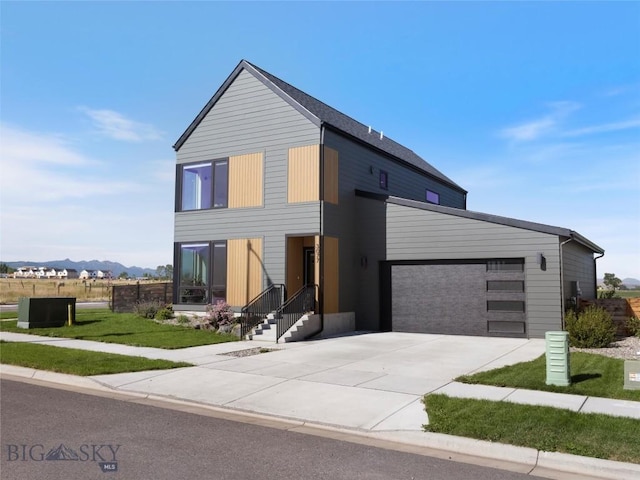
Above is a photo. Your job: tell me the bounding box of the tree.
[155,264,173,280]
[603,273,622,293]
[0,262,14,274]
[118,271,129,280]
[156,265,166,279]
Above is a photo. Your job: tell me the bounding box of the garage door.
[388,260,526,337]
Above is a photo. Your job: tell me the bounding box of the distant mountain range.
[3,259,157,278]
[597,277,640,287]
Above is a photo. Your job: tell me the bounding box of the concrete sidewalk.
[2,331,639,479]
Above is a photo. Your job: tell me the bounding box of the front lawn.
[423,394,640,463]
[456,352,640,401]
[0,309,239,349]
[0,341,192,376]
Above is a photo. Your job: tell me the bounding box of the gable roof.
[174,60,466,193]
[355,189,604,254]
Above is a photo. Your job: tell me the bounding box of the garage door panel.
[391,264,487,335]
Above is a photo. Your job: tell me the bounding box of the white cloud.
[0,124,90,167]
[0,124,174,268]
[499,101,581,142]
[0,124,139,202]
[79,107,164,142]
[562,118,640,137]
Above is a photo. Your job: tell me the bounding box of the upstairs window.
[379,170,388,190]
[179,159,228,211]
[426,190,440,204]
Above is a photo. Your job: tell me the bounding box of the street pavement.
[1,330,639,479]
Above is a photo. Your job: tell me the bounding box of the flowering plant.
[204,300,235,329]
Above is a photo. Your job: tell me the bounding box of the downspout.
[594,251,605,299]
[559,238,573,329]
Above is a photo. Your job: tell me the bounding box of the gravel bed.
[571,336,640,360]
[221,347,277,357]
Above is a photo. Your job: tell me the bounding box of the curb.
[534,451,640,480]
[2,365,639,479]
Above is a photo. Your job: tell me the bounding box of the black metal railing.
[240,284,285,339]
[276,284,318,343]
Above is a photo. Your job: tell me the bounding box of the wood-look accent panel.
[323,236,339,314]
[286,237,304,296]
[229,152,263,208]
[226,238,263,306]
[323,147,339,205]
[288,145,319,203]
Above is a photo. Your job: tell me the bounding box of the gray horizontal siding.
[175,69,321,294]
[562,241,596,300]
[355,197,563,338]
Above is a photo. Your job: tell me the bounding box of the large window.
[177,241,227,304]
[179,159,228,211]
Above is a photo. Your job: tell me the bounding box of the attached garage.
[356,191,604,339]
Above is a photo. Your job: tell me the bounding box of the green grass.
[616,290,640,298]
[423,394,640,463]
[456,352,640,401]
[0,311,18,320]
[0,309,239,349]
[0,341,192,376]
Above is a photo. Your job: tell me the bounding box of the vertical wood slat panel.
[323,147,339,205]
[229,152,263,208]
[226,238,263,306]
[286,237,303,295]
[323,236,339,313]
[288,145,319,203]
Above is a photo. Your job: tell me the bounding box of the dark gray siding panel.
[562,241,596,301]
[354,197,387,330]
[175,69,321,298]
[322,129,465,324]
[324,129,465,208]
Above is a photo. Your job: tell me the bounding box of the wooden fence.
[111,282,173,313]
[580,298,638,336]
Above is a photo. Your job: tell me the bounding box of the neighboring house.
[79,270,97,280]
[13,267,36,278]
[57,269,79,279]
[172,59,603,339]
[46,268,58,279]
[34,267,48,279]
[96,270,112,279]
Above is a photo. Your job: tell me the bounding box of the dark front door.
[303,247,315,286]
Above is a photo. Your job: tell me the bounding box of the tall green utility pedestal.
[546,331,571,387]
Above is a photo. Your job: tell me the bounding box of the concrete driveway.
[92,332,546,432]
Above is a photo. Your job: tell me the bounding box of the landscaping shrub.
[565,306,616,348]
[155,305,173,320]
[626,316,640,338]
[204,300,235,330]
[133,300,165,319]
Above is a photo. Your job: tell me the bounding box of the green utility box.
[545,331,571,386]
[17,297,76,329]
[624,360,640,390]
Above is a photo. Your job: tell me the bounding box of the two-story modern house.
[172,59,604,341]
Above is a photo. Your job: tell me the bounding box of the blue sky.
[1,1,639,278]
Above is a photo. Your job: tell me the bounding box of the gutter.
[594,251,605,299]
